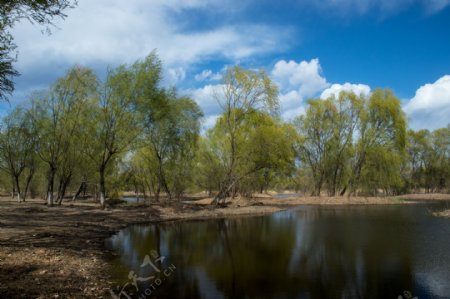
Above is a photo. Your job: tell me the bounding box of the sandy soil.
[0,193,449,298]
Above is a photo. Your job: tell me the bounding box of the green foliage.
[31,66,97,205]
[81,53,162,207]
[295,89,407,196]
[0,106,37,200]
[211,66,282,202]
[0,0,76,100]
[405,127,450,193]
[204,109,295,198]
[1,53,449,207]
[131,89,202,200]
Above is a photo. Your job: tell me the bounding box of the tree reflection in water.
[106,203,450,299]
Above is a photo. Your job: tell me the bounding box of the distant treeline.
[0,53,448,207]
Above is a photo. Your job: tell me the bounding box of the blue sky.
[7,0,450,130]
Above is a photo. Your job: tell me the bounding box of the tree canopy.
[0,0,76,100]
[0,53,449,207]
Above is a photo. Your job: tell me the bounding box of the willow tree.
[0,107,37,201]
[237,112,296,195]
[406,129,431,192]
[132,91,202,201]
[348,89,406,196]
[294,98,338,196]
[295,89,406,197]
[212,66,279,204]
[82,53,162,208]
[32,67,97,206]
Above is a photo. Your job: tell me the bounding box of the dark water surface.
[106,201,450,299]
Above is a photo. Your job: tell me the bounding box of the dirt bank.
[0,193,449,298]
[0,197,281,298]
[191,193,450,206]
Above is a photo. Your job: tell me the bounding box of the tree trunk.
[72,180,86,201]
[23,168,35,202]
[348,151,366,197]
[47,166,56,207]
[11,179,15,200]
[14,175,22,203]
[57,173,71,205]
[156,154,171,200]
[213,127,237,205]
[339,185,347,196]
[213,175,236,205]
[155,182,161,202]
[99,166,106,209]
[142,187,147,203]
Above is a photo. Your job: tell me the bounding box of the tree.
[235,112,296,195]
[134,89,202,200]
[193,136,225,196]
[406,129,431,192]
[32,66,97,206]
[295,89,406,197]
[0,106,37,201]
[0,0,76,100]
[212,66,279,204]
[294,98,339,196]
[82,53,162,208]
[348,89,406,196]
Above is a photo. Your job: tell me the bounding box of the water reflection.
[106,202,450,299]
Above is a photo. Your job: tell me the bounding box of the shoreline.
[0,193,449,297]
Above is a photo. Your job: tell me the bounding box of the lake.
[106,201,450,299]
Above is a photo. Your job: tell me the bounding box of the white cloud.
[186,84,221,130]
[272,59,329,97]
[165,67,186,85]
[194,69,222,82]
[11,0,290,90]
[184,84,223,116]
[282,106,306,121]
[202,114,220,131]
[271,58,329,119]
[320,83,371,99]
[279,90,302,107]
[302,0,450,16]
[195,70,213,82]
[404,75,450,130]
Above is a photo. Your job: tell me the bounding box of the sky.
[6,0,450,130]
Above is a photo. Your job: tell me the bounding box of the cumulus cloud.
[183,84,225,130]
[11,0,290,98]
[194,69,222,82]
[320,83,371,99]
[165,67,186,86]
[281,106,306,120]
[195,70,213,82]
[184,84,223,116]
[272,59,329,97]
[404,75,450,130]
[271,58,329,119]
[202,114,220,131]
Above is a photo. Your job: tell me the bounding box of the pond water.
[121,196,143,203]
[272,193,303,199]
[106,201,450,299]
